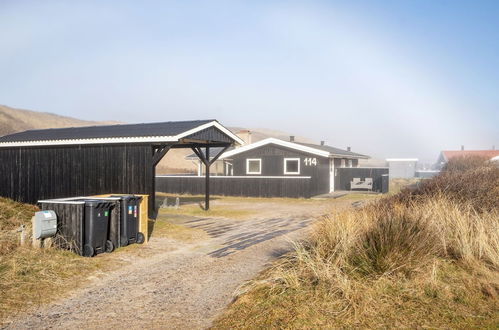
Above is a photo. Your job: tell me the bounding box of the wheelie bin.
[83,200,115,257]
[111,195,144,246]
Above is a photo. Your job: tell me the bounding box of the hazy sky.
[1,1,498,162]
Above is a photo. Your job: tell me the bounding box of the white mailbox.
[34,210,57,239]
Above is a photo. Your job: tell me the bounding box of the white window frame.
[246,158,262,175]
[284,158,300,175]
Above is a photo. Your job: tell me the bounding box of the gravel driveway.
[4,203,323,329]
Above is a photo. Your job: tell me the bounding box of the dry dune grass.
[214,158,499,328]
[0,198,106,325]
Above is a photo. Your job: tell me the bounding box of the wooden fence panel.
[156,176,312,198]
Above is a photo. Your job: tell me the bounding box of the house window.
[246,159,261,174]
[284,158,300,175]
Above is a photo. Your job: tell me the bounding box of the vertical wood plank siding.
[229,144,330,196]
[40,200,121,255]
[0,144,155,211]
[39,202,85,255]
[156,176,312,198]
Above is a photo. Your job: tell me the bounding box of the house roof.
[220,138,369,159]
[441,150,499,162]
[0,120,244,147]
[295,142,368,158]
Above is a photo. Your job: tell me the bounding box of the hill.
[0,104,118,136]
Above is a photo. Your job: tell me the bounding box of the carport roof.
[0,120,244,147]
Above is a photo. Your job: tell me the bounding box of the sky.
[0,0,498,162]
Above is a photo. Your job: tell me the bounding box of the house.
[386,158,418,178]
[156,136,390,197]
[436,147,499,169]
[220,137,370,194]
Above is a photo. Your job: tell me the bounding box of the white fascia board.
[0,121,244,148]
[176,121,245,145]
[0,136,179,147]
[220,138,330,159]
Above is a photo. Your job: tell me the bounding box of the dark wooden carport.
[0,120,243,214]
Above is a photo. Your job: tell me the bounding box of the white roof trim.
[0,120,244,147]
[220,138,360,159]
[177,121,244,145]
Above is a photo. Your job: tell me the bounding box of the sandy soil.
[4,197,356,330]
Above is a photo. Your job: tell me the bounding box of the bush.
[442,155,490,173]
[216,161,499,328]
[389,162,499,213]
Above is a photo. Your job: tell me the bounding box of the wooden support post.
[18,225,26,246]
[191,144,230,211]
[205,146,210,210]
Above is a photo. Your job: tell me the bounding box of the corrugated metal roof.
[0,120,215,142]
[295,142,369,158]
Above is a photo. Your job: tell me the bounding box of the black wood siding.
[0,144,155,211]
[39,202,85,255]
[40,200,121,255]
[156,176,312,198]
[228,144,330,196]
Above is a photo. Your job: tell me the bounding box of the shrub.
[389,163,499,213]
[442,155,490,173]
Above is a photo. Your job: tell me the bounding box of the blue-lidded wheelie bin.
[111,195,144,246]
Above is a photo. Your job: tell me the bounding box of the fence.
[156,175,313,198]
[335,168,389,193]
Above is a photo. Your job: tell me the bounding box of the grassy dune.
[0,198,108,324]
[214,157,499,328]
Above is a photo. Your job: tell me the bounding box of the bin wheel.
[105,240,115,253]
[83,244,94,257]
[120,236,129,247]
[136,232,145,244]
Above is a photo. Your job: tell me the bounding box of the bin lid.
[110,195,142,202]
[85,199,113,209]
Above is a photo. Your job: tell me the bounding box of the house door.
[329,159,335,192]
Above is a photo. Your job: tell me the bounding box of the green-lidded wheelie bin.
[83,200,115,257]
[111,195,145,246]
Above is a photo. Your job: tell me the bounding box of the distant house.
[386,158,418,178]
[436,148,499,169]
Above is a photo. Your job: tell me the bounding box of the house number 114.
[304,158,317,166]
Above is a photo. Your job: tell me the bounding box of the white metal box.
[34,210,57,239]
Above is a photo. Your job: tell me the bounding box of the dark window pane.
[286,160,299,173]
[248,160,261,173]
